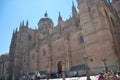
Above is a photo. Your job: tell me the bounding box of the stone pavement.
[41,75,120,80]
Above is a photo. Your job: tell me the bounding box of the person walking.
[98,72,106,80]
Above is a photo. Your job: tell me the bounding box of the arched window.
[79,36,84,43]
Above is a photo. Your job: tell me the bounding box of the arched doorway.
[57,61,62,77]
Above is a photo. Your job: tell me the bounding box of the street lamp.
[117,57,120,71]
[83,56,91,80]
[82,29,91,80]
[102,58,108,72]
[116,57,120,71]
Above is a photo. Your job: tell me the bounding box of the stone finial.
[58,11,63,21]
[26,20,28,27]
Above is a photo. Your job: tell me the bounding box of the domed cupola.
[38,12,54,34]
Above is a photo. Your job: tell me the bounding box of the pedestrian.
[105,71,115,80]
[21,75,27,80]
[36,72,41,80]
[31,74,35,80]
[98,72,106,80]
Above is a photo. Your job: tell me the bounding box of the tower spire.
[20,21,22,27]
[58,12,63,33]
[15,28,18,33]
[72,1,74,6]
[58,11,63,21]
[72,1,77,18]
[26,20,28,27]
[22,20,24,26]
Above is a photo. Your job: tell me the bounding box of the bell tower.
[77,0,118,71]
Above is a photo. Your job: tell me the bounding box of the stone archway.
[57,61,62,77]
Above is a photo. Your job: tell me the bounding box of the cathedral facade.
[7,0,120,79]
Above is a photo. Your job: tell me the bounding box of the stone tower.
[7,30,17,79]
[77,0,120,72]
[8,21,37,79]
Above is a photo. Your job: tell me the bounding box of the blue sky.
[0,0,78,55]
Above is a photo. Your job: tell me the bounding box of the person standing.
[36,72,41,80]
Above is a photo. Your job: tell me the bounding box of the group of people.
[98,71,118,80]
[20,72,42,80]
[20,70,119,80]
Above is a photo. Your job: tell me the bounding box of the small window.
[79,36,84,43]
